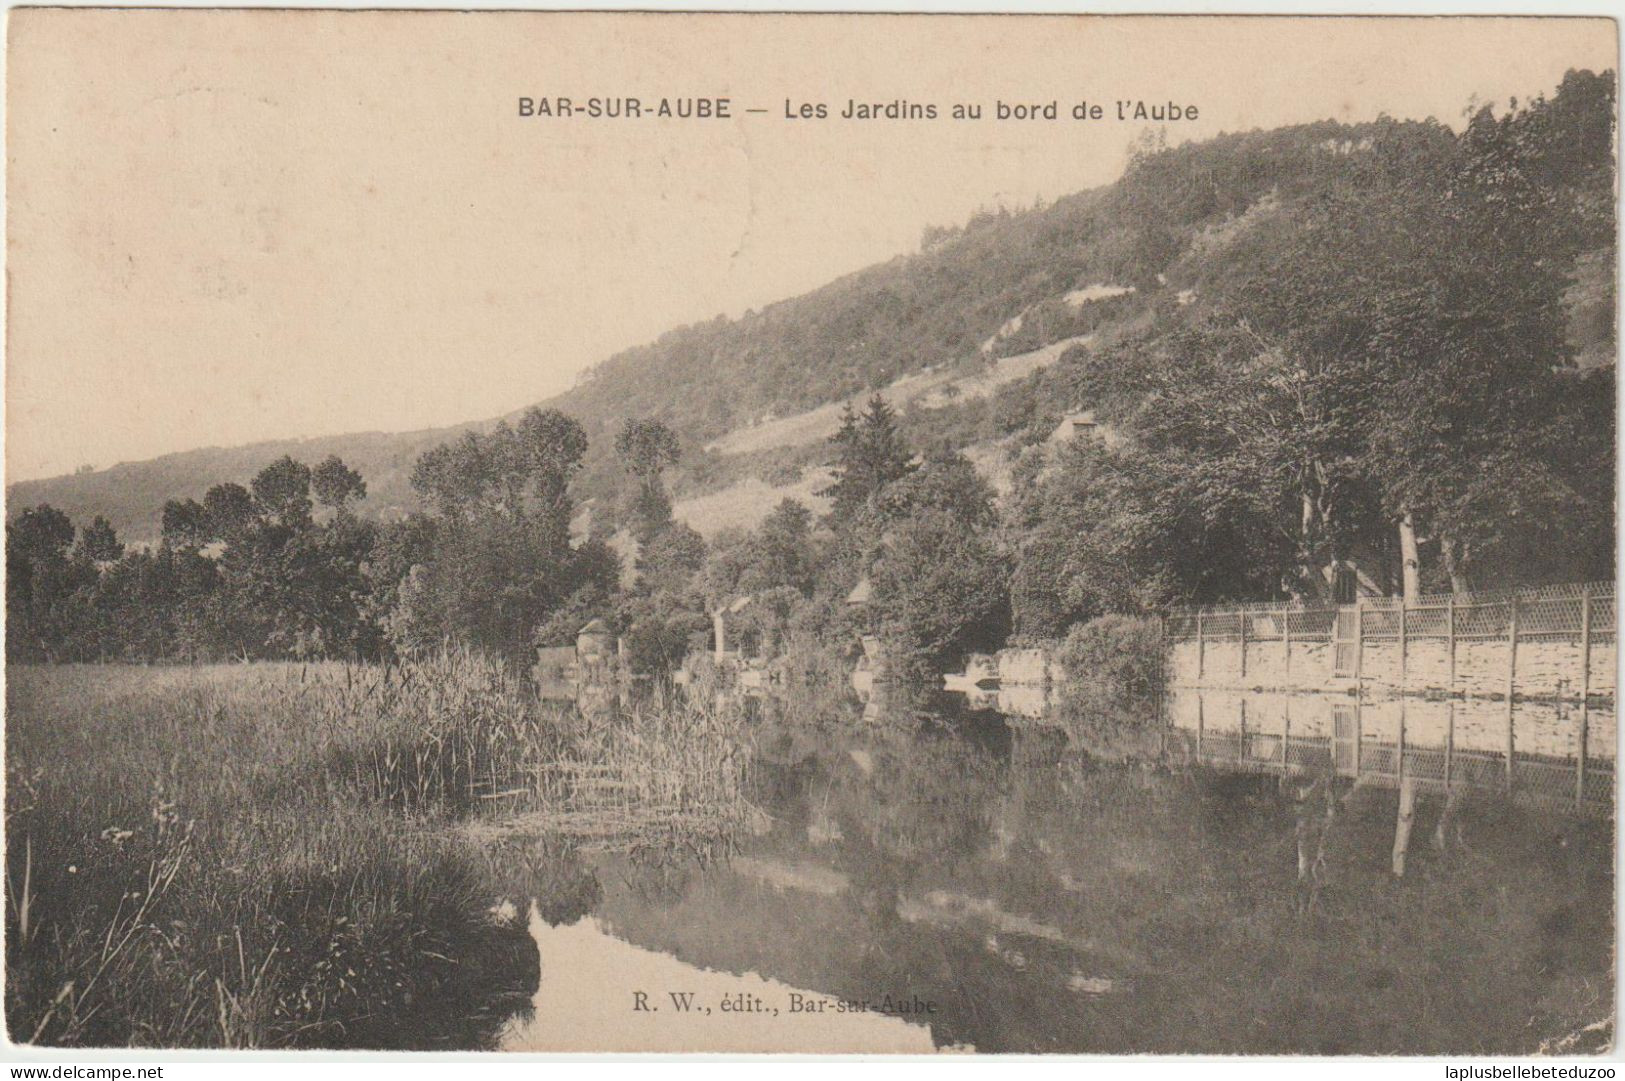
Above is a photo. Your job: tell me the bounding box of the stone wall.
[1169,631,1614,701]
[1168,637,1338,693]
[996,647,1052,686]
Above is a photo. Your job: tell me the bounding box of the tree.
[868,508,1009,676]
[250,456,314,528]
[161,498,209,550]
[1010,428,1271,630]
[9,504,74,562]
[615,418,681,545]
[364,514,440,638]
[636,521,707,598]
[1037,322,1370,608]
[1206,78,1617,596]
[203,483,257,541]
[822,395,915,527]
[409,409,588,532]
[753,498,817,597]
[703,498,820,608]
[6,505,81,661]
[410,432,489,520]
[75,516,123,564]
[312,455,367,514]
[1361,77,1615,593]
[133,455,384,661]
[532,538,623,650]
[873,446,996,532]
[517,408,589,546]
[617,591,709,675]
[382,513,565,663]
[614,418,681,477]
[398,410,595,663]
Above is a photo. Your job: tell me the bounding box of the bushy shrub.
[1056,613,1165,701]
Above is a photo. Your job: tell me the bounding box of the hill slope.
[11,105,1615,546]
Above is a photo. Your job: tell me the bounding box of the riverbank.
[5,659,567,1048]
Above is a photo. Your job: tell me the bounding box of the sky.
[5,12,1616,482]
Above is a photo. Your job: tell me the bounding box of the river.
[496,681,1614,1054]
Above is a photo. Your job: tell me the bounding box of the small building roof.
[1050,410,1109,446]
[578,618,613,637]
[845,577,873,605]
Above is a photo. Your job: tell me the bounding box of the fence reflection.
[1166,687,1615,817]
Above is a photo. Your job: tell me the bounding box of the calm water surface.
[502,683,1614,1054]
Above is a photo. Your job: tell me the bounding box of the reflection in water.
[497,681,1614,1054]
[499,907,935,1053]
[1168,688,1616,817]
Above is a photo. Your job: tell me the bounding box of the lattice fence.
[1164,581,1615,701]
[1167,581,1615,641]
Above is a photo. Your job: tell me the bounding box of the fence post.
[1354,603,1365,686]
[1283,609,1292,686]
[1447,595,1457,696]
[1352,699,1362,777]
[1577,700,1588,810]
[1239,609,1248,682]
[1579,587,1592,704]
[1282,696,1291,769]
[1578,587,1591,809]
[1197,612,1205,683]
[1445,700,1455,792]
[1505,597,1519,792]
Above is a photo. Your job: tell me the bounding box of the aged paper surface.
[4,10,1617,1057]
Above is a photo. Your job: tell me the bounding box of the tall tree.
[822,394,916,527]
[518,408,589,546]
[203,483,257,542]
[250,456,314,529]
[399,409,594,663]
[312,455,368,515]
[75,516,124,564]
[6,505,80,660]
[615,417,681,545]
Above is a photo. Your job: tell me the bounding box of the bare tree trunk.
[1398,510,1422,605]
[1440,535,1470,595]
[1296,494,1325,602]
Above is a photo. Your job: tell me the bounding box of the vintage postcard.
[3,8,1617,1059]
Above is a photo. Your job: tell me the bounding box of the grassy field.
[3,657,752,1049]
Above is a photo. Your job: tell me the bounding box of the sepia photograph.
[2,8,1618,1059]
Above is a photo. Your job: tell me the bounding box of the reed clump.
[5,657,545,1049]
[502,681,764,856]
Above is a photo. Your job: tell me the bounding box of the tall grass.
[6,653,762,1048]
[4,656,555,1048]
[493,678,763,858]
